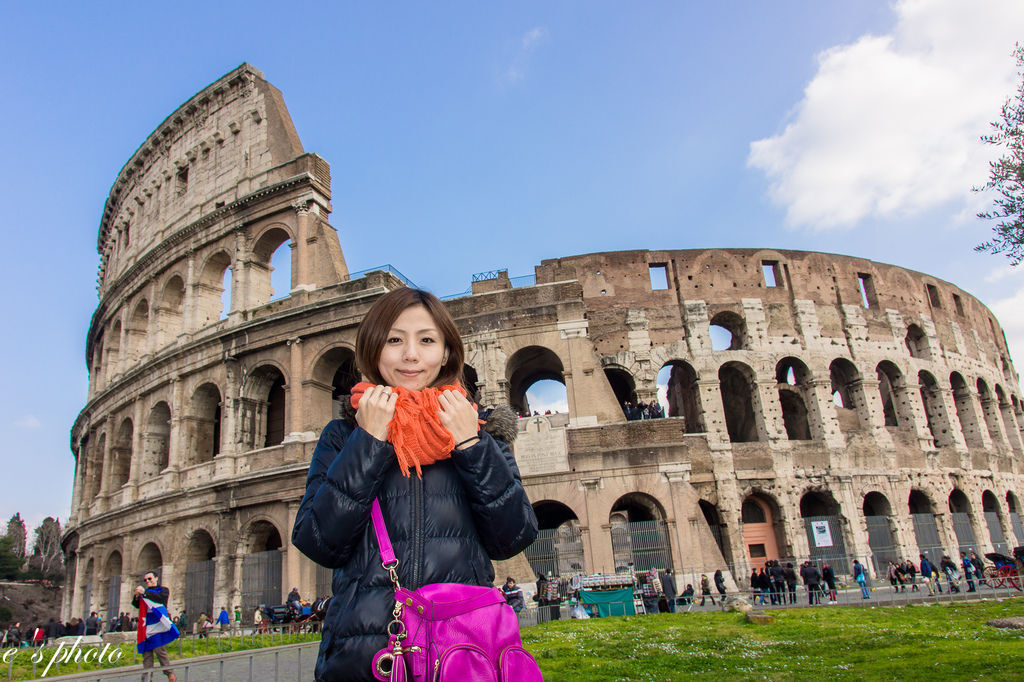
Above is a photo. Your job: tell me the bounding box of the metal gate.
[524,525,586,577]
[610,521,673,573]
[911,513,944,565]
[106,576,121,622]
[984,512,1009,554]
[803,516,849,574]
[315,563,333,601]
[241,550,282,617]
[864,516,899,574]
[185,559,215,623]
[951,512,977,553]
[1011,512,1024,547]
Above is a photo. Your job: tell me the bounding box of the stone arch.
[908,489,935,514]
[106,320,122,380]
[995,384,1022,452]
[109,417,133,490]
[719,361,760,442]
[86,432,105,501]
[310,344,359,425]
[775,357,812,441]
[506,346,566,417]
[141,401,171,479]
[609,493,672,571]
[126,299,149,364]
[658,360,703,432]
[102,550,124,621]
[740,492,785,562]
[136,542,163,576]
[196,249,232,327]
[244,519,284,554]
[800,489,850,572]
[184,529,217,622]
[829,358,863,432]
[157,273,186,345]
[525,500,584,576]
[240,364,288,449]
[976,379,1003,446]
[241,519,284,617]
[709,310,745,350]
[876,361,912,428]
[905,324,929,359]
[981,489,1009,554]
[948,487,978,554]
[950,372,984,447]
[909,488,944,563]
[91,333,105,387]
[919,371,953,447]
[603,365,637,419]
[699,499,733,565]
[250,225,294,306]
[187,383,222,465]
[81,558,95,615]
[186,529,217,562]
[1008,492,1024,546]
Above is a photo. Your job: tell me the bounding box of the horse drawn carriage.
[982,546,1024,590]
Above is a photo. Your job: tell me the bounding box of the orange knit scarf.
[350,382,480,477]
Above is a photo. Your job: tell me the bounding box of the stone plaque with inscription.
[513,416,570,476]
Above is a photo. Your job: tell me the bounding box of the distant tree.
[976,43,1024,264]
[6,513,27,559]
[0,535,21,579]
[31,517,63,578]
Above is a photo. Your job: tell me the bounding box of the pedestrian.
[800,561,822,605]
[919,555,935,596]
[714,569,726,599]
[769,560,785,605]
[700,573,716,606]
[853,559,870,599]
[784,562,798,604]
[969,551,985,585]
[217,606,230,630]
[290,288,539,681]
[940,555,961,593]
[661,569,678,613]
[904,559,919,592]
[960,552,976,592]
[132,571,178,682]
[680,584,694,605]
[821,562,837,604]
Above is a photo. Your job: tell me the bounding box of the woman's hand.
[355,385,397,441]
[438,389,480,448]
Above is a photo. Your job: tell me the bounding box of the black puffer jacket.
[291,404,538,682]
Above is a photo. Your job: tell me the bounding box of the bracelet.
[455,435,480,449]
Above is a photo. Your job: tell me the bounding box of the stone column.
[229,226,248,322]
[221,359,240,457]
[581,478,614,573]
[696,378,730,449]
[167,376,186,475]
[980,395,1007,450]
[293,199,315,291]
[285,502,302,598]
[807,377,844,448]
[753,379,785,443]
[285,338,307,440]
[936,386,967,451]
[852,378,896,451]
[183,249,197,334]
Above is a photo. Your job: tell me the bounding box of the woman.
[502,577,526,613]
[713,569,726,598]
[291,288,538,682]
[699,574,715,606]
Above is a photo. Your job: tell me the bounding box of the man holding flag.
[132,571,178,682]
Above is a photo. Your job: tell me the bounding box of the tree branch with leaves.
[976,43,1024,265]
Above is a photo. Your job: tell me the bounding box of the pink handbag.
[368,499,544,682]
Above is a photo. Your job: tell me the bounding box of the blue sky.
[2,0,1023,531]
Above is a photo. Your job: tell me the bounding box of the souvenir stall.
[577,573,636,617]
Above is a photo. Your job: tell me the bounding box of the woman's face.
[377,304,446,390]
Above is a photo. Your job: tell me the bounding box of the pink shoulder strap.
[370,498,397,566]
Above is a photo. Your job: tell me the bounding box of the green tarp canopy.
[579,588,635,617]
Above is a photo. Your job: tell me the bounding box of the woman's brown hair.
[354,288,465,388]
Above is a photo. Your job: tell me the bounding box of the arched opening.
[719,362,760,442]
[86,433,105,501]
[106,321,121,380]
[776,357,812,441]
[463,364,480,404]
[829,358,863,431]
[142,402,171,479]
[977,379,1003,447]
[310,346,359,425]
[126,300,149,364]
[905,324,929,359]
[919,371,952,447]
[908,489,943,565]
[609,493,672,571]
[709,311,745,351]
[699,500,732,565]
[137,542,163,577]
[196,250,232,327]
[187,383,222,466]
[996,385,1022,452]
[876,361,911,428]
[1008,492,1024,546]
[950,373,983,447]
[604,366,638,420]
[157,275,185,345]
[251,227,293,306]
[110,418,133,490]
[982,490,1009,554]
[800,490,849,573]
[185,530,217,622]
[101,551,123,624]
[524,501,584,576]
[81,558,95,617]
[862,492,897,573]
[507,346,566,417]
[949,488,977,554]
[92,334,104,389]
[240,366,288,449]
[657,361,703,431]
[241,520,283,617]
[740,494,784,563]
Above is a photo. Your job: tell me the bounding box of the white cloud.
[503,26,548,85]
[990,285,1024,370]
[13,415,41,429]
[749,0,1024,230]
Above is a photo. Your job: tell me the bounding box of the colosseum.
[64,63,1024,622]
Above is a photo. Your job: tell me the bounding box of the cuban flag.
[137,597,180,653]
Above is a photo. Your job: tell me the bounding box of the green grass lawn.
[522,599,1024,681]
